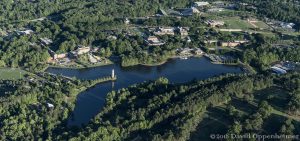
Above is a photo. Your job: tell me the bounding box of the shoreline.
[139,55,203,67]
[45,54,245,71]
[45,61,114,70]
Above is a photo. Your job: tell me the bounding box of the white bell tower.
[112,69,115,78]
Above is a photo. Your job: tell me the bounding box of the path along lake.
[46,57,242,126]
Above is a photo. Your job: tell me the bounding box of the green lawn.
[0,68,27,80]
[223,18,253,29]
[253,21,270,29]
[255,31,277,37]
[281,31,300,36]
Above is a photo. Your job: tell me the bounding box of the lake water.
[46,57,242,126]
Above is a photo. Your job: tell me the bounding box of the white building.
[17,29,34,35]
[205,20,225,27]
[194,2,210,7]
[145,36,165,46]
[280,22,295,29]
[40,38,53,45]
[207,8,225,12]
[271,66,287,74]
[154,27,175,35]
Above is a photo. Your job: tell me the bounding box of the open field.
[253,21,270,29]
[223,18,254,29]
[253,31,277,37]
[0,68,27,80]
[282,31,300,36]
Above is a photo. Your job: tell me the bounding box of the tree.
[280,119,295,141]
[0,60,5,67]
[258,101,273,118]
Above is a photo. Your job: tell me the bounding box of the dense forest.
[0,75,79,140]
[0,73,117,140]
[0,0,191,21]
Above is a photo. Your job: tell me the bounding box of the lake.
[46,57,242,126]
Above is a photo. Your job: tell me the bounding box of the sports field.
[0,68,27,80]
[223,18,253,29]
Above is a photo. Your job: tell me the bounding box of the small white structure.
[186,36,192,42]
[112,69,115,78]
[107,35,117,40]
[124,18,130,24]
[47,103,54,108]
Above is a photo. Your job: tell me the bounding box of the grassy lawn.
[0,68,27,80]
[281,31,300,36]
[223,18,253,29]
[258,31,277,37]
[253,21,270,29]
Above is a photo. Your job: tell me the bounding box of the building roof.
[271,66,287,74]
[40,38,53,45]
[181,7,200,16]
[194,2,210,6]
